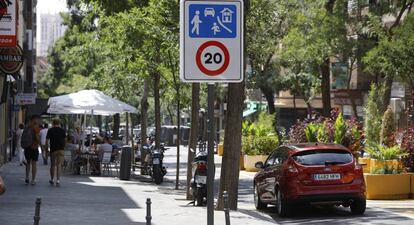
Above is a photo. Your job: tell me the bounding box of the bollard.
[223,191,231,225]
[33,197,41,225]
[146,198,152,225]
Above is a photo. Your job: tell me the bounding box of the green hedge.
[242,135,278,156]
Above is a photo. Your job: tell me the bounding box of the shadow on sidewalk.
[0,159,147,225]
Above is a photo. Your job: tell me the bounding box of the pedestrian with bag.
[21,115,41,185]
[46,119,66,186]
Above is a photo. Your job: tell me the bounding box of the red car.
[253,143,366,217]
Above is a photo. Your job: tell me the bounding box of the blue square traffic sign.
[181,0,243,83]
[188,4,237,38]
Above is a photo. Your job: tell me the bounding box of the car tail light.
[286,164,299,177]
[342,172,354,183]
[197,162,207,171]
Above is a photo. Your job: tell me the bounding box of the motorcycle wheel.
[196,187,204,206]
[153,165,164,184]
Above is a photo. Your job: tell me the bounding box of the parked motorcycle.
[191,143,208,206]
[144,143,168,184]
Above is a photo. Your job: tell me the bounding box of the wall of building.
[0,0,37,166]
[37,13,66,57]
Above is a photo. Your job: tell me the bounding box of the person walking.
[191,10,202,35]
[40,123,49,165]
[15,123,25,166]
[46,119,66,186]
[21,115,41,185]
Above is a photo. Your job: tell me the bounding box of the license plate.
[314,173,341,181]
[153,158,160,164]
[195,175,207,184]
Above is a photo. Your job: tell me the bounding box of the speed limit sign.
[180,0,243,83]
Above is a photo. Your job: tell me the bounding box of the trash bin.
[119,147,132,180]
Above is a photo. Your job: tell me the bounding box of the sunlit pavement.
[1,146,414,225]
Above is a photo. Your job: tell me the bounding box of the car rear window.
[292,149,353,166]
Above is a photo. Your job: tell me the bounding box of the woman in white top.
[16,123,25,166]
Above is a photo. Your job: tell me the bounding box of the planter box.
[358,158,371,173]
[411,173,414,197]
[244,155,268,172]
[240,155,245,170]
[370,159,401,173]
[217,144,224,156]
[364,173,411,200]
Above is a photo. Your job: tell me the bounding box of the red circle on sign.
[196,41,230,76]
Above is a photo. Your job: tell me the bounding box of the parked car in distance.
[253,143,366,217]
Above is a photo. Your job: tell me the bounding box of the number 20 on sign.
[180,0,244,83]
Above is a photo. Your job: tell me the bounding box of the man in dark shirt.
[46,119,66,186]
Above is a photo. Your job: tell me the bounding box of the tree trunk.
[186,83,200,200]
[140,78,149,162]
[306,102,313,117]
[293,93,297,121]
[113,113,120,139]
[347,63,358,118]
[350,97,358,118]
[320,58,331,117]
[319,0,335,117]
[154,72,161,148]
[167,104,174,125]
[260,86,275,114]
[216,81,245,210]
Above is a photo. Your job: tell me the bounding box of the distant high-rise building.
[37,13,66,56]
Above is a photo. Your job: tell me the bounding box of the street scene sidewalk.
[1,146,414,225]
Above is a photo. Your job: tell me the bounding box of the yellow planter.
[411,173,414,196]
[364,173,411,200]
[369,159,402,173]
[358,158,371,173]
[240,155,245,170]
[244,155,268,172]
[217,144,224,156]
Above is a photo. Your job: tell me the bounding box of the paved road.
[0,146,414,225]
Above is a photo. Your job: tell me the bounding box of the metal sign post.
[207,83,215,225]
[180,1,243,224]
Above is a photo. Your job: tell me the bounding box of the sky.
[37,0,68,14]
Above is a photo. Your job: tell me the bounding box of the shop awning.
[243,109,257,118]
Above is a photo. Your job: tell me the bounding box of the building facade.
[37,13,66,57]
[0,0,37,167]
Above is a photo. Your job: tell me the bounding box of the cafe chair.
[63,150,74,174]
[101,152,113,176]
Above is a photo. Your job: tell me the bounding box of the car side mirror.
[255,161,264,169]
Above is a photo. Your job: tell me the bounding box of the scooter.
[145,143,168,185]
[190,143,208,206]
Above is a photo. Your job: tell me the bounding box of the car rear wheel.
[254,185,267,210]
[350,198,366,215]
[276,189,291,217]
